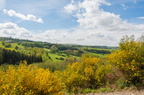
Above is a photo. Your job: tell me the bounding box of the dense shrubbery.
[57,36,144,93]
[0,61,65,95]
[32,57,78,72]
[107,36,144,85]
[55,54,112,93]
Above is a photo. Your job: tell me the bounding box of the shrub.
[107,36,144,85]
[0,61,65,95]
[59,54,111,93]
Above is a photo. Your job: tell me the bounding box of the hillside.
[0,36,143,95]
[0,37,116,64]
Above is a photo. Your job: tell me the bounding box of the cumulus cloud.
[1,21,143,46]
[1,0,144,46]
[0,22,32,39]
[3,9,44,23]
[63,0,144,46]
[65,0,124,30]
[64,3,77,13]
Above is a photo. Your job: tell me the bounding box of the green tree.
[0,48,3,64]
[15,46,19,50]
[50,45,58,53]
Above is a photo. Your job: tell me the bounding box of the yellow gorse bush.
[107,36,144,85]
[0,61,65,95]
[58,54,112,93]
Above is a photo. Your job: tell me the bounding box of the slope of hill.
[0,37,116,64]
[0,36,143,95]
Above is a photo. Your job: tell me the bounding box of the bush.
[107,36,144,85]
[0,61,65,95]
[58,54,111,93]
[32,61,61,72]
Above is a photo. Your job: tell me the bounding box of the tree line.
[0,48,42,65]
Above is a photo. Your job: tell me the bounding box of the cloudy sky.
[0,0,144,46]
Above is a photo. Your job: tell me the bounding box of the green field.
[0,37,114,62]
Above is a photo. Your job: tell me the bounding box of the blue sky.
[0,0,144,46]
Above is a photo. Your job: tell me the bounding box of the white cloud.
[65,0,123,29]
[0,21,144,46]
[0,22,32,39]
[37,18,43,23]
[63,0,144,46]
[64,3,77,13]
[138,17,144,19]
[1,0,144,46]
[3,9,44,23]
[0,0,5,10]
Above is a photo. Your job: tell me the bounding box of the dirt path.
[87,90,144,95]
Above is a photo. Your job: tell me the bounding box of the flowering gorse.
[107,36,144,85]
[0,61,65,95]
[58,54,111,93]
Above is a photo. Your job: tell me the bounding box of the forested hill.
[0,37,117,65]
[0,37,117,49]
[0,48,42,65]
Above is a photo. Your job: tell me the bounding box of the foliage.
[82,88,94,94]
[84,48,111,54]
[0,36,144,94]
[50,45,58,53]
[107,36,144,85]
[2,48,42,65]
[0,61,65,95]
[32,61,61,72]
[0,48,3,64]
[0,37,113,60]
[82,87,111,94]
[32,57,78,72]
[58,54,111,93]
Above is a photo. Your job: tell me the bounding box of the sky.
[0,0,144,46]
